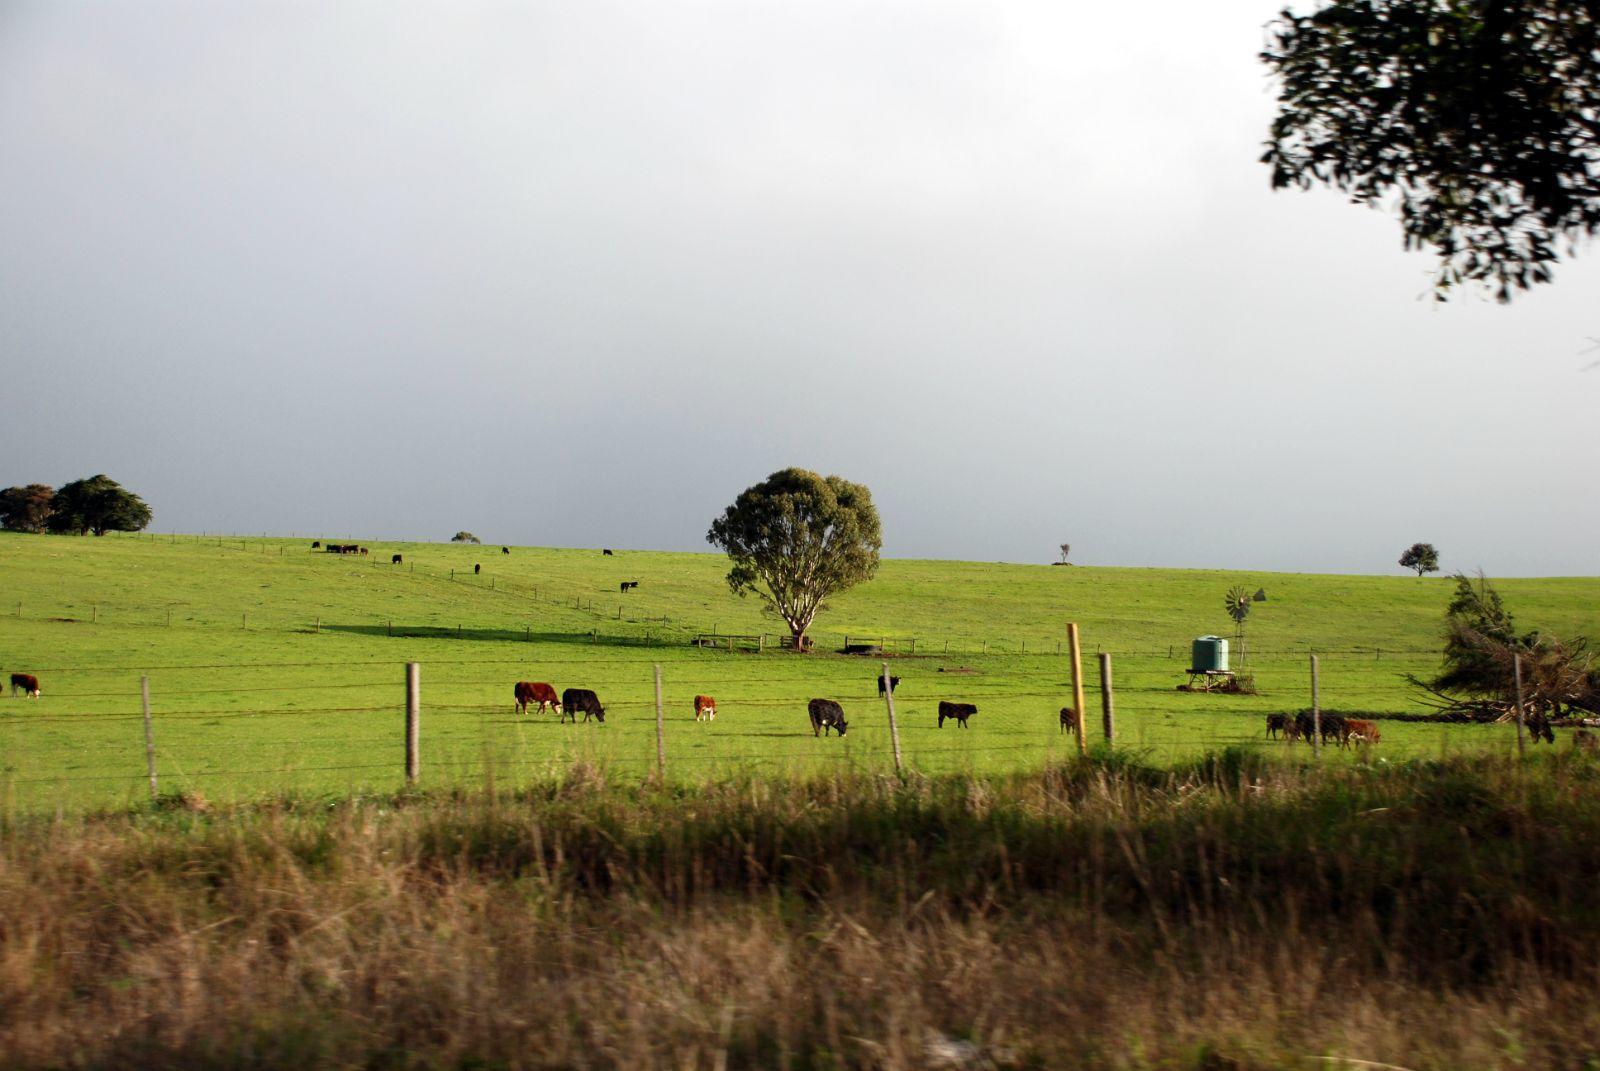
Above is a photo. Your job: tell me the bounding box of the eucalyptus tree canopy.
[706,468,882,650]
[1262,0,1600,300]
[46,475,151,536]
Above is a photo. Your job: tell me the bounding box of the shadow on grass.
[318,623,685,649]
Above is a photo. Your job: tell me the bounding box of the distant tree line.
[0,475,151,536]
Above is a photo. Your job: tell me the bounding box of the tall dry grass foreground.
[2,750,1600,1070]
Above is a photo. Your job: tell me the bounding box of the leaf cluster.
[1263,0,1600,300]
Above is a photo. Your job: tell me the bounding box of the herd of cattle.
[1265,712,1382,747]
[505,674,987,736]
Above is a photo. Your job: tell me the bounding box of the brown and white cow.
[9,673,40,698]
[1342,718,1381,746]
[514,681,561,715]
[693,695,716,721]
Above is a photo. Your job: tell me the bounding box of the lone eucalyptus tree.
[707,468,882,651]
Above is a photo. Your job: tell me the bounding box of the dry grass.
[3,751,1600,1069]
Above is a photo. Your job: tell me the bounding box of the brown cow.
[1059,707,1077,734]
[9,673,40,698]
[693,695,717,722]
[514,681,561,715]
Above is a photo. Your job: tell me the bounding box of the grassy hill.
[1,530,1596,811]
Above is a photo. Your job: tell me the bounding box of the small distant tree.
[707,468,882,651]
[451,531,481,544]
[46,475,151,536]
[0,484,55,532]
[1058,542,1071,564]
[1399,542,1440,577]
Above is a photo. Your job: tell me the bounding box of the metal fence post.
[405,662,420,784]
[654,664,666,780]
[1513,653,1526,757]
[1098,651,1115,745]
[141,676,157,800]
[1310,654,1321,756]
[882,662,903,772]
[1067,623,1087,755]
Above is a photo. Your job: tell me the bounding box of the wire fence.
[0,648,1499,813]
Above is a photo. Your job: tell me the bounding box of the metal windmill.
[1225,585,1252,669]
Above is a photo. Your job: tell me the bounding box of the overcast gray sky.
[2,1,1596,575]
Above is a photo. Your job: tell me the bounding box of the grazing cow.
[1343,718,1381,746]
[502,546,510,554]
[693,695,717,722]
[474,563,481,575]
[10,673,40,698]
[1060,707,1077,733]
[561,688,605,724]
[1265,713,1289,739]
[1319,714,1348,747]
[311,541,321,549]
[808,699,848,737]
[619,582,629,594]
[602,548,614,556]
[938,701,977,728]
[358,546,368,556]
[515,681,561,716]
[877,675,901,695]
[392,554,403,564]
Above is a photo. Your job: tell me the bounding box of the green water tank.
[1191,636,1229,673]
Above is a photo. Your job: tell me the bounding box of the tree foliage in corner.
[45,476,151,536]
[706,468,882,650]
[0,484,55,533]
[1262,0,1600,301]
[1399,541,1440,576]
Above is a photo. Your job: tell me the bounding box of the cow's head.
[835,719,847,736]
[553,702,563,714]
[594,707,605,723]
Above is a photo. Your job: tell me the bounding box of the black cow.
[561,688,605,724]
[619,581,639,593]
[619,582,629,593]
[602,549,614,556]
[1059,707,1077,734]
[1265,713,1288,739]
[502,546,510,554]
[808,699,848,737]
[392,554,403,564]
[474,563,481,575]
[311,541,321,549]
[877,675,901,695]
[938,701,976,728]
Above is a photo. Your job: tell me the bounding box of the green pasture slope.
[0,530,1596,811]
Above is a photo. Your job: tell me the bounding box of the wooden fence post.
[242,611,247,629]
[1098,651,1115,745]
[405,662,420,784]
[1067,623,1088,755]
[92,603,98,624]
[654,664,666,780]
[1513,653,1527,757]
[1310,654,1322,756]
[882,662,903,773]
[141,676,157,800]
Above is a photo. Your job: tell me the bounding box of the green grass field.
[2,530,1596,811]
